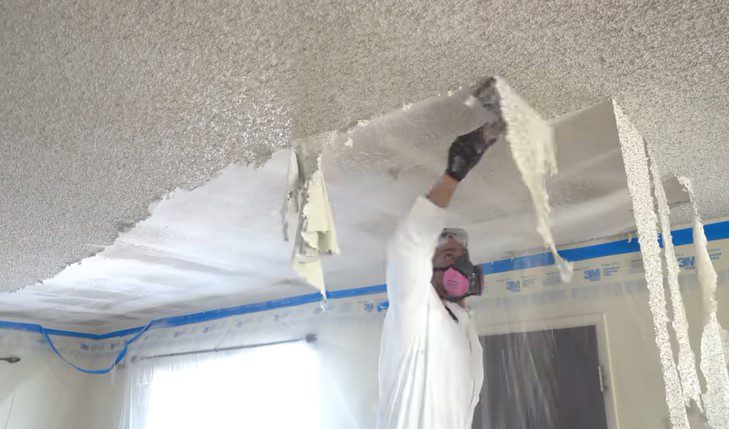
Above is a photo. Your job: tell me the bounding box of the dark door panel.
[473,325,608,429]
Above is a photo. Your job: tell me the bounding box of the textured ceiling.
[1,1,728,297]
[0,96,636,332]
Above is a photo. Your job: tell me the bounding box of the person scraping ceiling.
[377,80,505,429]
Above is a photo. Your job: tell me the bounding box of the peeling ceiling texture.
[0,94,635,331]
[1,1,728,309]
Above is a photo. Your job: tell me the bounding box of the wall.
[1,237,727,429]
[473,274,711,428]
[311,235,729,428]
[468,235,729,429]
[76,371,127,429]
[0,349,88,429]
[0,331,128,429]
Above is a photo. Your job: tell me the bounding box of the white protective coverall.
[377,196,484,429]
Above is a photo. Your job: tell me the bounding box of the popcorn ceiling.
[2,0,729,292]
[648,151,703,412]
[0,95,640,330]
[678,176,729,427]
[614,101,689,428]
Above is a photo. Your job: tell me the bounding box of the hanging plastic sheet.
[4,220,726,428]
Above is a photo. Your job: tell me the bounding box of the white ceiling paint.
[0,95,639,331]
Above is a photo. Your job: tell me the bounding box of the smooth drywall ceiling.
[1,0,728,292]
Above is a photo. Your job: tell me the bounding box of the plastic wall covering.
[2,222,729,428]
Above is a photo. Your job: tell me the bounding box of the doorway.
[472,325,608,429]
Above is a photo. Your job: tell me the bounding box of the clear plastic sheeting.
[113,295,388,429]
[0,331,107,429]
[3,223,729,428]
[122,342,323,429]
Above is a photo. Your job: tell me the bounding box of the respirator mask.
[433,252,484,301]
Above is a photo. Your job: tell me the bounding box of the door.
[472,325,608,429]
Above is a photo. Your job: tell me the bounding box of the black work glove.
[445,77,505,181]
[445,128,487,181]
[445,125,501,181]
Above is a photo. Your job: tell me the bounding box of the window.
[143,341,321,429]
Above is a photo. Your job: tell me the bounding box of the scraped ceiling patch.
[0,151,317,331]
[2,90,643,331]
[338,77,574,282]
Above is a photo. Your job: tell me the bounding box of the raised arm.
[386,125,500,307]
[426,174,459,208]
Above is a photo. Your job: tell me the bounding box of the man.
[377,110,504,429]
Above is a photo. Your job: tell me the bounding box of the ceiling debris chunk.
[678,176,729,427]
[614,101,690,428]
[649,153,703,412]
[283,132,340,296]
[469,77,573,282]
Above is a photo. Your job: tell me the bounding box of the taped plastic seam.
[678,176,729,427]
[614,101,689,428]
[283,132,340,296]
[475,77,573,282]
[41,323,151,375]
[648,149,703,412]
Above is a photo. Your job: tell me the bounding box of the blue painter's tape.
[671,227,694,246]
[481,236,642,275]
[561,238,642,261]
[0,320,43,334]
[706,221,729,241]
[2,218,729,374]
[93,326,146,341]
[7,293,327,374]
[41,323,152,375]
[43,328,108,340]
[146,292,323,331]
[326,284,387,299]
